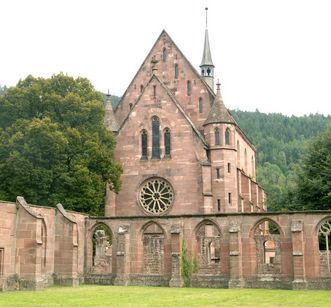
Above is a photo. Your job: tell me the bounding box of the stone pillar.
[114,225,130,285]
[54,204,79,287]
[228,223,244,288]
[291,220,307,289]
[15,197,46,290]
[169,225,183,287]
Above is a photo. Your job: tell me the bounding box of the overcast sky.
[1,0,330,116]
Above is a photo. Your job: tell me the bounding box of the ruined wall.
[86,211,331,289]
[0,198,87,291]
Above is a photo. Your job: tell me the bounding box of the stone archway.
[91,223,113,274]
[253,219,282,277]
[195,220,221,275]
[142,222,165,275]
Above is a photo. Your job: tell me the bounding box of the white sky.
[1,0,331,116]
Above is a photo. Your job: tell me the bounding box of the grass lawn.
[0,285,331,307]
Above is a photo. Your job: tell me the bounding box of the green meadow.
[0,285,331,307]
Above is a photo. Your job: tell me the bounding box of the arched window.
[153,85,157,97]
[164,128,171,157]
[162,47,167,62]
[152,116,160,159]
[140,84,144,93]
[174,64,179,79]
[254,220,281,275]
[143,222,165,274]
[198,97,203,113]
[196,222,221,271]
[318,219,331,275]
[141,129,148,160]
[187,80,192,96]
[214,128,220,145]
[129,103,133,110]
[92,224,112,274]
[225,128,231,145]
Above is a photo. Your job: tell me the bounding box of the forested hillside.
[231,110,330,211]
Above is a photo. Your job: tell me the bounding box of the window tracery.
[139,178,174,215]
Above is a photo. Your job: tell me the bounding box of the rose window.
[139,178,174,214]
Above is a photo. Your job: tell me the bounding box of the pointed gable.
[118,73,207,147]
[114,30,216,131]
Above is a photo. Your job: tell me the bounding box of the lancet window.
[152,116,160,159]
[164,128,171,157]
[141,129,148,160]
[214,128,220,145]
[225,128,231,145]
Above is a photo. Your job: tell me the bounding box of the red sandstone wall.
[114,76,206,216]
[115,31,214,131]
[0,201,17,282]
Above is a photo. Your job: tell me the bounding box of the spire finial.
[216,79,220,90]
[205,7,208,29]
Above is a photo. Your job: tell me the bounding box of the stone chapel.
[1,14,331,291]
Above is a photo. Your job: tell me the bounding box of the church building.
[105,26,265,217]
[1,12,331,291]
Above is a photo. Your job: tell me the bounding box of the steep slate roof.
[118,73,208,148]
[200,29,214,67]
[105,95,119,132]
[204,85,237,125]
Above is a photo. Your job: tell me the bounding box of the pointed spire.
[200,8,214,67]
[105,92,119,133]
[200,7,214,90]
[204,81,236,126]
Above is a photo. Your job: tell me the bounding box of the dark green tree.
[292,125,331,210]
[0,74,122,215]
[0,85,7,96]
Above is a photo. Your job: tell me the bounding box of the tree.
[0,85,7,96]
[292,125,331,210]
[0,74,122,215]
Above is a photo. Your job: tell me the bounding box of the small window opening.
[228,193,232,204]
[153,85,157,97]
[174,64,179,79]
[198,97,203,113]
[264,240,276,264]
[214,128,220,145]
[140,84,144,93]
[129,103,133,110]
[216,168,220,179]
[207,68,211,76]
[217,199,221,212]
[187,80,192,96]
[227,163,231,173]
[225,128,231,145]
